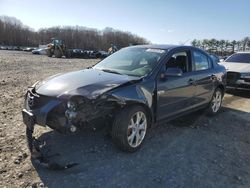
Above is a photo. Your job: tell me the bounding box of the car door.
[157,49,197,120]
[190,50,215,106]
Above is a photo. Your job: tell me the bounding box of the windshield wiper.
[100,69,123,75]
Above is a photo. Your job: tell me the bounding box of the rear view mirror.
[165,67,183,77]
[160,67,183,79]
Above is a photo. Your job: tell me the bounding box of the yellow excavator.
[46,38,70,58]
[108,43,118,55]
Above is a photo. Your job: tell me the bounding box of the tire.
[54,49,62,58]
[112,105,148,152]
[46,49,53,57]
[96,53,101,58]
[207,88,223,116]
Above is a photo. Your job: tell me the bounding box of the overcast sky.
[0,0,249,44]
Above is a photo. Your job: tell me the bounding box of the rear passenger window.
[193,51,210,71]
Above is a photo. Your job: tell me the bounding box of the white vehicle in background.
[32,48,47,55]
[221,52,250,90]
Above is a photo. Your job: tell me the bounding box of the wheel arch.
[122,101,153,128]
[216,84,225,96]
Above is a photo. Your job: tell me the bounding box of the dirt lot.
[0,50,250,188]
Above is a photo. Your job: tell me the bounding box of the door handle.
[210,74,216,80]
[188,78,196,85]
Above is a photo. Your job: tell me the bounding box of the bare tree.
[242,37,250,51]
[0,16,149,50]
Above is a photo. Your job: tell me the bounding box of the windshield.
[93,47,166,77]
[225,53,250,63]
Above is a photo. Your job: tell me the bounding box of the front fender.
[108,82,156,123]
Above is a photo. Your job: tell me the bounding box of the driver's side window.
[166,51,189,73]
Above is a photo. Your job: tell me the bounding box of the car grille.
[243,78,250,83]
[227,72,240,84]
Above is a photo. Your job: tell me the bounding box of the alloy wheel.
[127,111,147,148]
[211,90,222,113]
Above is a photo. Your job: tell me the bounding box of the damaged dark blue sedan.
[23,45,226,156]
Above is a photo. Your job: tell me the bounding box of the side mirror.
[160,67,183,79]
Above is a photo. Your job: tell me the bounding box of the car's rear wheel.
[207,88,223,115]
[54,49,62,58]
[112,106,148,152]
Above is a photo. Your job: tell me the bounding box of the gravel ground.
[0,50,250,188]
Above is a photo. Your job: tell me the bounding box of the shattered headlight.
[66,96,86,111]
[241,73,250,79]
[65,100,78,121]
[67,100,77,111]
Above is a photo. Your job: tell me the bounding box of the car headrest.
[176,56,187,65]
[176,55,187,72]
[166,57,176,68]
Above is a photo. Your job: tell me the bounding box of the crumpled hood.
[35,69,140,99]
[221,62,250,73]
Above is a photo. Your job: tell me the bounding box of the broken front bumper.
[22,106,79,170]
[22,89,81,170]
[22,109,36,152]
[22,96,61,151]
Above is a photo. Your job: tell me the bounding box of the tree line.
[0,16,149,50]
[191,37,250,56]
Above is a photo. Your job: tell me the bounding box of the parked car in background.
[69,49,88,58]
[5,46,13,50]
[22,45,226,154]
[32,48,47,55]
[0,46,7,50]
[219,56,228,62]
[13,46,21,51]
[221,52,250,90]
[94,50,109,59]
[23,47,36,52]
[88,50,98,58]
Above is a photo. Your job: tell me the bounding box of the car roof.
[129,44,188,51]
[126,45,211,57]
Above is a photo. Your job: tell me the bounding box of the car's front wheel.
[112,106,148,152]
[207,88,223,115]
[46,49,53,57]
